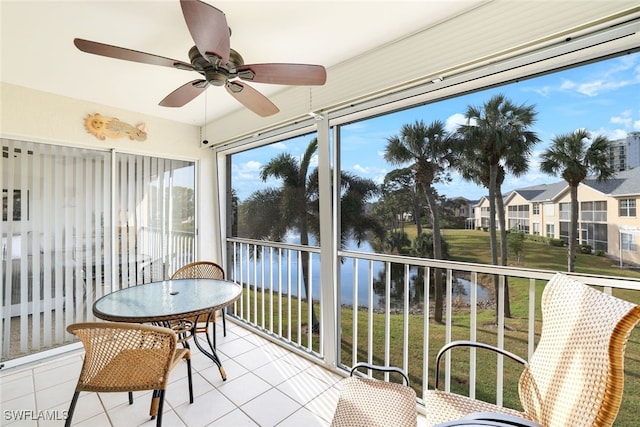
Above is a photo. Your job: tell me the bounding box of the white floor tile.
[199,358,248,386]
[0,393,36,427]
[304,385,340,423]
[207,409,258,426]
[0,371,34,402]
[276,370,333,405]
[251,359,301,387]
[173,388,236,427]
[217,338,259,359]
[277,406,330,427]
[70,412,112,427]
[61,392,104,425]
[34,378,77,411]
[233,347,275,371]
[216,373,272,407]
[240,388,301,426]
[33,358,83,392]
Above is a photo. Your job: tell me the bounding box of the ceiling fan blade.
[237,64,327,85]
[180,0,230,65]
[226,82,279,117]
[74,38,194,71]
[159,80,208,107]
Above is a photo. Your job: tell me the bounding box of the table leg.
[191,313,227,381]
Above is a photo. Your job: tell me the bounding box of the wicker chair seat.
[424,273,640,427]
[65,322,193,427]
[332,363,417,427]
[424,390,531,425]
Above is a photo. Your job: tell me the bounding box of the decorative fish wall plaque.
[85,113,147,141]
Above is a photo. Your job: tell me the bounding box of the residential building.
[474,168,640,265]
[609,132,640,171]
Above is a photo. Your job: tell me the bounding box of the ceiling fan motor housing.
[189,45,246,86]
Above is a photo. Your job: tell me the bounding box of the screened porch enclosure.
[1,139,196,361]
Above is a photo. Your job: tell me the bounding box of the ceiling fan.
[73,0,327,117]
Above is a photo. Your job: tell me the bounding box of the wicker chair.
[65,322,193,427]
[425,273,640,427]
[331,362,417,427]
[170,261,226,350]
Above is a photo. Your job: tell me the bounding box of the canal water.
[231,233,491,310]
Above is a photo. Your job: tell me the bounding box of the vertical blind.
[1,139,195,362]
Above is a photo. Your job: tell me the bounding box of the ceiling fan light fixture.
[205,70,227,86]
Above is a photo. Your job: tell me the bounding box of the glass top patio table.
[93,278,241,323]
[93,278,242,381]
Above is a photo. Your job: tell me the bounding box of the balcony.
[3,238,640,426]
[0,320,428,426]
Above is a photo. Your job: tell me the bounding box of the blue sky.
[232,51,640,202]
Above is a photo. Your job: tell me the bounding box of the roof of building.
[492,167,639,203]
[582,167,640,197]
[506,181,567,203]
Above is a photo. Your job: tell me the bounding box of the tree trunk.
[495,185,511,318]
[425,186,443,323]
[414,193,423,235]
[568,185,579,272]
[488,164,501,324]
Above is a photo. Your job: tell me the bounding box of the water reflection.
[230,237,491,311]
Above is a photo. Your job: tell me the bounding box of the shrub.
[548,238,564,247]
[595,249,605,256]
[579,244,592,254]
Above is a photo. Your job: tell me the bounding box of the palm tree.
[455,94,539,319]
[243,138,383,330]
[384,119,453,323]
[539,129,613,272]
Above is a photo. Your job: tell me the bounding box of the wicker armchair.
[425,273,640,427]
[65,322,193,427]
[331,362,417,427]
[170,261,227,350]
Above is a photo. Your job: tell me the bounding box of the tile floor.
[1,322,427,426]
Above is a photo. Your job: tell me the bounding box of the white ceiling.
[1,0,483,126]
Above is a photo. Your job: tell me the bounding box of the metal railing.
[226,236,640,413]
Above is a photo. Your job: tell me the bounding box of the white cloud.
[445,113,466,133]
[543,55,640,98]
[610,109,633,128]
[352,164,387,176]
[243,160,262,171]
[591,127,627,140]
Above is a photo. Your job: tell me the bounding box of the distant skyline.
[232,51,640,202]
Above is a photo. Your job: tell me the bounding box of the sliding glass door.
[1,139,195,362]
